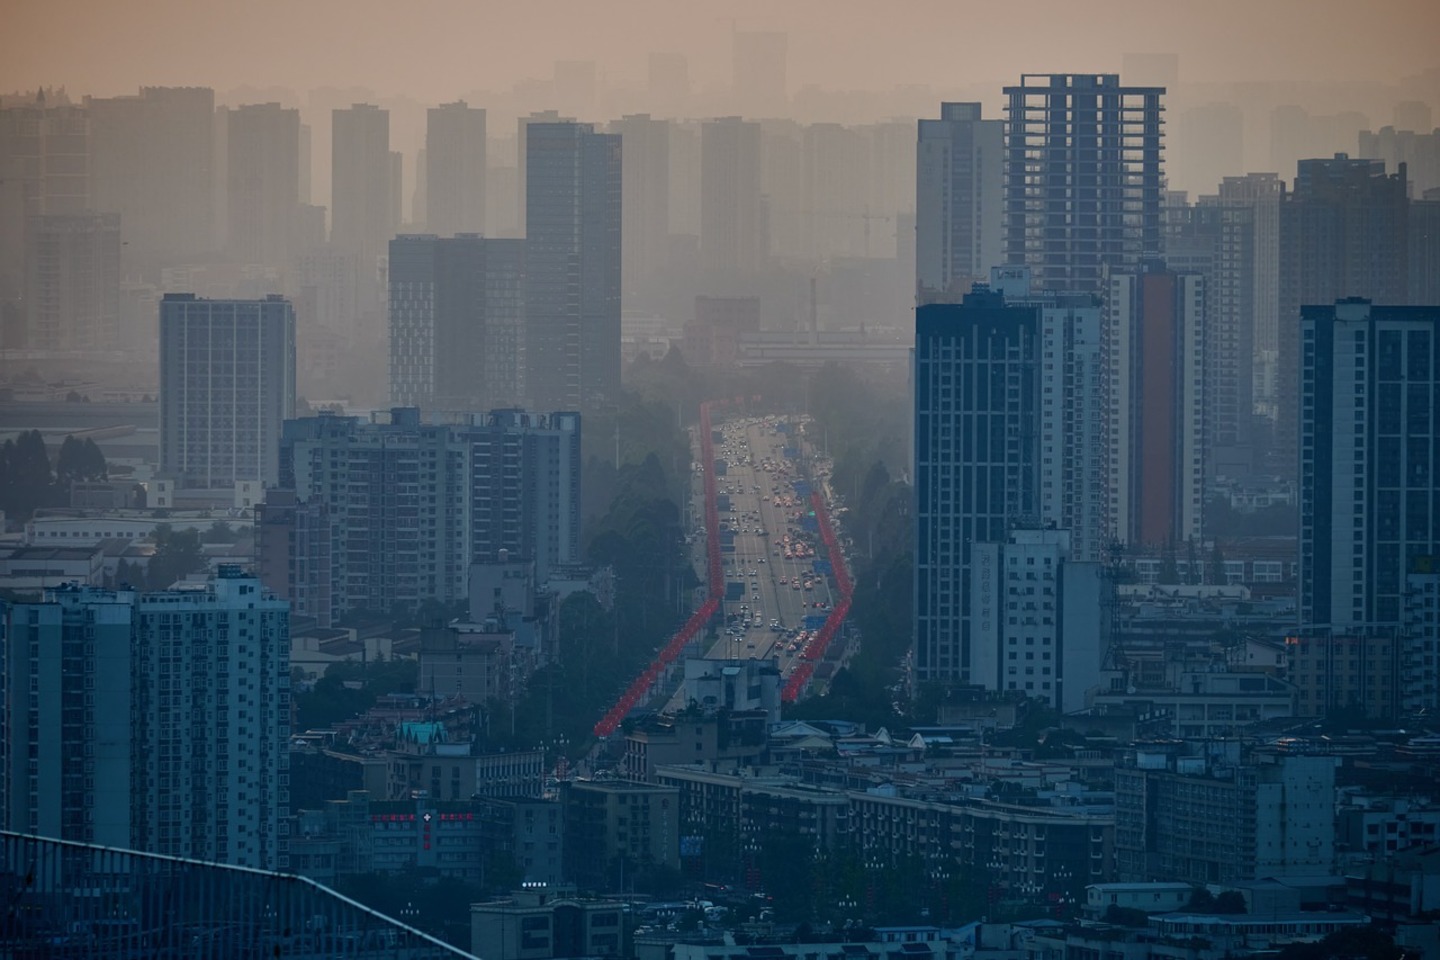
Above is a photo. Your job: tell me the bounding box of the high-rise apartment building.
[700,116,764,291]
[1166,199,1257,472]
[1298,299,1439,630]
[0,92,89,307]
[226,103,301,270]
[609,114,670,298]
[1105,262,1206,550]
[1003,74,1165,296]
[425,101,486,237]
[1216,173,1284,420]
[916,103,1004,304]
[279,407,581,619]
[24,213,120,351]
[389,234,526,411]
[913,287,1039,684]
[1277,156,1409,477]
[87,86,214,270]
[1359,126,1440,198]
[524,121,621,410]
[331,104,397,268]
[2,569,289,870]
[989,267,1109,563]
[159,293,296,492]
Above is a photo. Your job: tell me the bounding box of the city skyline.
[6,0,1438,102]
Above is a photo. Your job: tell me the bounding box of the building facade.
[1114,746,1336,884]
[1298,299,1439,630]
[225,102,301,271]
[425,101,486,238]
[23,212,120,352]
[1106,263,1205,550]
[158,293,296,492]
[969,529,1109,713]
[700,117,764,289]
[279,407,580,617]
[330,103,397,269]
[389,233,526,411]
[2,569,289,870]
[1277,156,1409,477]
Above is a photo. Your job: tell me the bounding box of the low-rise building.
[1114,744,1337,884]
[472,886,628,960]
[561,780,680,893]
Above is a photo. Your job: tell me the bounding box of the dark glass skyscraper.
[524,122,621,411]
[1003,74,1165,296]
[912,287,1039,683]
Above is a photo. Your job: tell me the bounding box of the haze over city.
[2,1,1440,958]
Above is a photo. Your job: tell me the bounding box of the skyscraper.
[524,121,621,410]
[159,293,296,493]
[1105,262,1206,550]
[425,101,487,237]
[389,233,526,411]
[1166,198,1258,472]
[913,286,1039,684]
[331,104,396,267]
[280,407,581,618]
[1003,74,1165,296]
[87,86,214,270]
[1277,155,1409,476]
[609,114,670,298]
[0,92,89,308]
[226,102,301,270]
[916,103,1004,304]
[700,116,764,287]
[1298,299,1440,631]
[3,568,289,870]
[989,267,1109,563]
[1217,173,1284,412]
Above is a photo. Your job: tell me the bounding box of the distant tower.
[87,86,215,268]
[331,104,396,267]
[1003,73,1165,296]
[524,121,621,410]
[389,233,526,411]
[425,100,486,237]
[700,116,764,288]
[1276,155,1408,477]
[24,213,120,351]
[226,102,301,270]
[609,114,671,299]
[159,293,296,493]
[915,102,1004,304]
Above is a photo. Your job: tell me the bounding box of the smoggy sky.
[4,0,1437,103]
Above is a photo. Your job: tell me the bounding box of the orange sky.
[4,0,1437,102]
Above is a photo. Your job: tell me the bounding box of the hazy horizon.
[7,0,1438,106]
